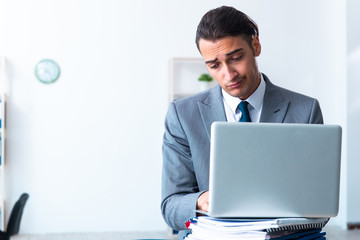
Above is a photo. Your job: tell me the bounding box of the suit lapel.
[197,75,290,136]
[260,74,290,123]
[198,85,227,140]
[260,100,289,123]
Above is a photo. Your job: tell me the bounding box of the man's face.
[199,35,261,100]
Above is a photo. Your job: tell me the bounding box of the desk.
[10,231,177,240]
[9,227,360,240]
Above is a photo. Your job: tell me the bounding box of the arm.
[309,99,323,124]
[161,102,203,230]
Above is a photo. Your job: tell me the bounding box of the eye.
[231,55,243,61]
[209,63,220,69]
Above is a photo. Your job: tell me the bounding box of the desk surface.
[10,226,360,240]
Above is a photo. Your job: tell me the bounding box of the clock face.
[35,59,60,84]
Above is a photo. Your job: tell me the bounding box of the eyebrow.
[204,48,244,64]
[226,48,243,56]
[205,58,218,64]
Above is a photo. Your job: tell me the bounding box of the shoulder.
[165,88,211,121]
[171,85,221,110]
[262,74,323,123]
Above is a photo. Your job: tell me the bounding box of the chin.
[229,90,246,99]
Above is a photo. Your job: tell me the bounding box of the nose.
[222,64,238,81]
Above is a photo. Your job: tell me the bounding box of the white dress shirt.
[222,74,266,123]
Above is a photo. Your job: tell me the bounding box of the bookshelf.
[169,58,217,102]
[0,56,6,230]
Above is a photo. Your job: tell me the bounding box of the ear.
[252,35,261,57]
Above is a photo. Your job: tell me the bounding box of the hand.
[196,191,209,213]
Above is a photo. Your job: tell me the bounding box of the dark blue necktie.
[238,101,251,122]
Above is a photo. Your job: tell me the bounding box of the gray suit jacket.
[161,74,323,235]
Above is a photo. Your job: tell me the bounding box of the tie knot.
[238,101,251,122]
[238,101,249,111]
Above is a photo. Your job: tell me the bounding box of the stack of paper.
[184,217,329,240]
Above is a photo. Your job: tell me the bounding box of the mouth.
[228,77,245,89]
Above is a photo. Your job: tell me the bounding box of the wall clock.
[35,59,60,84]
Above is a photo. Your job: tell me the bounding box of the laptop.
[208,122,342,218]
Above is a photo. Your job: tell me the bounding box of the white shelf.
[169,58,217,102]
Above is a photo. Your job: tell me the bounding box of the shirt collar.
[222,74,266,114]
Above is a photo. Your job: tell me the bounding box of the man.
[161,6,323,238]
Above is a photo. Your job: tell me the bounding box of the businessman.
[161,6,323,238]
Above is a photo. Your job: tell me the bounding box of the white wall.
[0,0,351,233]
[347,0,360,223]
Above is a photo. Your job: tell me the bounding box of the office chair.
[0,193,29,240]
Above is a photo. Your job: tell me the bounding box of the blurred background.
[0,0,358,234]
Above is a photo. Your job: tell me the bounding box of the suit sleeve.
[161,102,202,230]
[309,99,324,124]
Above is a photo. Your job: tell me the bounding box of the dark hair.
[195,6,259,51]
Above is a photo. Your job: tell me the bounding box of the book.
[185,228,326,240]
[184,217,329,240]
